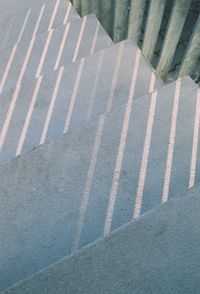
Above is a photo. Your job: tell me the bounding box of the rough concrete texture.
[0,0,79,52]
[0,77,198,290]
[0,14,112,95]
[0,40,162,164]
[5,183,200,294]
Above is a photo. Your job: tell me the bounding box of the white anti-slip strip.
[162,79,181,203]
[189,87,200,188]
[0,9,31,94]
[104,48,141,238]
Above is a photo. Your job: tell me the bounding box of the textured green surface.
[128,0,146,42]
[71,0,200,81]
[113,0,129,42]
[179,14,200,77]
[156,0,192,80]
[142,0,166,61]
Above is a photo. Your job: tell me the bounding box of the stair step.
[0,40,162,164]
[0,14,112,95]
[0,77,198,290]
[0,0,79,52]
[5,183,200,294]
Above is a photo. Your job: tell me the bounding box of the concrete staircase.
[0,0,200,293]
[5,183,200,294]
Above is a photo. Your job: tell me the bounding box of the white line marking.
[104,49,141,238]
[86,51,104,122]
[48,0,60,31]
[17,10,31,43]
[16,76,43,156]
[54,23,70,70]
[72,16,87,62]
[162,80,181,203]
[63,59,85,133]
[0,10,31,94]
[17,5,45,87]
[90,22,100,55]
[40,66,64,145]
[73,115,105,250]
[149,72,156,93]
[0,7,45,151]
[35,29,53,78]
[63,2,72,25]
[0,86,21,151]
[73,44,124,248]
[0,44,18,94]
[189,87,200,188]
[106,43,124,113]
[17,37,36,86]
[133,91,158,218]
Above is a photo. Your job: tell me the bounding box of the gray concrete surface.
[0,0,44,17]
[0,40,162,164]
[0,77,198,290]
[5,183,200,294]
[0,14,112,95]
[0,0,79,52]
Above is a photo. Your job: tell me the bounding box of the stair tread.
[5,183,200,294]
[0,0,79,52]
[0,40,161,165]
[0,77,198,290]
[0,14,112,95]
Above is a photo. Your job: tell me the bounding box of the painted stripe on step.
[35,29,54,78]
[104,48,141,238]
[0,86,21,151]
[40,66,64,145]
[0,10,31,94]
[63,1,72,25]
[162,80,181,203]
[149,72,156,93]
[16,76,43,156]
[73,115,105,250]
[86,50,104,122]
[17,10,31,43]
[133,90,158,218]
[73,43,124,249]
[63,59,85,133]
[72,16,87,62]
[106,42,125,113]
[54,22,71,70]
[189,87,200,188]
[48,0,60,31]
[90,22,100,55]
[17,5,45,87]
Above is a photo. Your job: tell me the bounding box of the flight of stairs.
[0,1,200,293]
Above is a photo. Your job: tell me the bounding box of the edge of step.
[0,12,108,52]
[4,180,200,293]
[1,76,197,292]
[0,75,195,168]
[0,0,78,28]
[0,13,113,98]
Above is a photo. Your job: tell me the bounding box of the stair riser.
[0,40,161,165]
[0,78,197,290]
[0,0,79,52]
[6,184,200,293]
[0,14,112,96]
